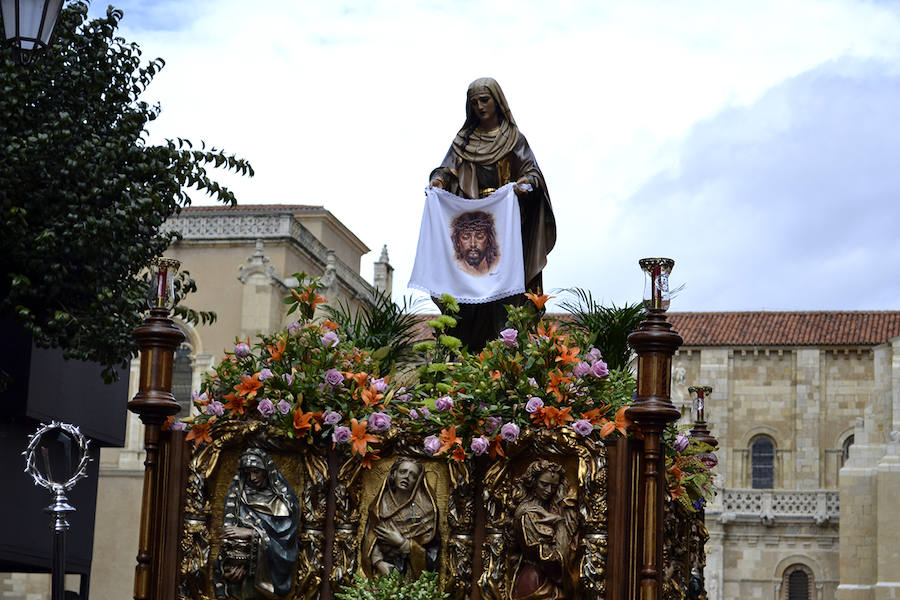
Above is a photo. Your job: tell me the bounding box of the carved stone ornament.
[478,428,608,600]
[177,420,326,600]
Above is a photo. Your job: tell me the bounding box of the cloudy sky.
[90,0,900,312]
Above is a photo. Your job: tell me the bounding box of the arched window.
[751,436,775,489]
[781,563,814,600]
[841,434,855,467]
[172,343,194,418]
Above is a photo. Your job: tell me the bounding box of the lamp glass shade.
[146,258,180,310]
[639,257,674,312]
[1,0,63,51]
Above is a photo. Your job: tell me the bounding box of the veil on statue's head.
[453,77,521,164]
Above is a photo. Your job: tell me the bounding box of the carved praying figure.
[507,459,579,600]
[429,77,556,351]
[361,457,440,579]
[214,448,300,600]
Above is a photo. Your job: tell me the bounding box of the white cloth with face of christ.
[409,182,525,304]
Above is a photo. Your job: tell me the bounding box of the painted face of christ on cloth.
[450,210,500,276]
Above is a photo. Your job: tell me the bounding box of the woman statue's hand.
[514,177,532,197]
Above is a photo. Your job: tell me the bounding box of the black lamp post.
[1,0,64,64]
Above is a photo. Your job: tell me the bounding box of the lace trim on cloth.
[407,282,526,305]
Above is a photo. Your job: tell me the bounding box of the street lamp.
[687,385,718,447]
[1,0,63,64]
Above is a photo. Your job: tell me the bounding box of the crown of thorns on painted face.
[451,211,499,268]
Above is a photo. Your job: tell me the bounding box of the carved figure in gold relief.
[507,460,578,600]
[214,448,300,600]
[361,458,440,579]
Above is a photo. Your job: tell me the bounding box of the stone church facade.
[668,311,900,600]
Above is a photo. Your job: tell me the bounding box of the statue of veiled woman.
[361,458,440,579]
[214,448,299,600]
[429,77,557,351]
[507,460,579,600]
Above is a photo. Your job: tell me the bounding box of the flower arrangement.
[170,276,717,509]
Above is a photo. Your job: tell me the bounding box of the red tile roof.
[667,311,900,347]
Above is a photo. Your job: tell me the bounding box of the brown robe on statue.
[430,77,556,352]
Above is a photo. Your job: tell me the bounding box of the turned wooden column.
[128,302,184,600]
[626,310,682,600]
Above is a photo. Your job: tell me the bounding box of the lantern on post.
[687,385,718,448]
[127,257,185,600]
[627,257,683,600]
[0,0,64,64]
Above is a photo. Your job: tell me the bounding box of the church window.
[751,436,775,489]
[841,434,855,467]
[781,563,814,600]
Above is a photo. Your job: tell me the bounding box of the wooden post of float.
[127,258,184,600]
[626,258,682,600]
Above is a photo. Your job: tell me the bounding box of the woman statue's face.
[470,92,498,127]
[534,471,560,502]
[245,466,267,489]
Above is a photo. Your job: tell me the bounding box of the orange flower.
[488,436,505,459]
[361,450,381,468]
[525,291,554,310]
[599,406,632,437]
[234,373,263,400]
[344,372,369,388]
[293,410,317,434]
[266,340,286,363]
[536,322,559,340]
[438,425,462,455]
[350,418,379,456]
[321,319,339,331]
[581,407,607,426]
[223,392,246,414]
[554,344,581,366]
[533,405,574,428]
[162,415,175,431]
[452,447,467,462]
[361,384,384,408]
[490,370,502,381]
[669,484,685,499]
[186,423,212,446]
[292,288,328,310]
[546,369,572,402]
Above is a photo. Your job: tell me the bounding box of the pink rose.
[500,422,520,442]
[573,361,591,378]
[257,398,275,417]
[471,436,489,456]
[499,328,518,347]
[367,412,392,432]
[277,400,292,415]
[323,410,342,425]
[321,331,339,347]
[424,435,441,455]
[572,419,593,437]
[525,397,544,413]
[590,360,609,378]
[332,426,351,444]
[324,369,344,387]
[206,400,224,416]
[234,342,250,358]
[434,396,453,412]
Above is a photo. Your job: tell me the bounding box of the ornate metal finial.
[687,386,718,448]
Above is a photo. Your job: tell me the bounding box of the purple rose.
[367,412,391,432]
[588,348,603,364]
[434,396,453,412]
[528,377,539,389]
[419,406,431,418]
[281,372,293,385]
[589,360,609,378]
[170,420,186,432]
[257,398,275,417]
[698,452,718,470]
[323,410,342,425]
[499,328,518,347]
[371,378,388,393]
[674,433,689,453]
[192,391,208,404]
[572,419,593,437]
[321,331,339,347]
[424,435,441,456]
[206,400,224,416]
[324,369,344,387]
[258,368,274,381]
[573,361,591,378]
[471,436,489,456]
[287,321,302,337]
[408,409,420,420]
[234,342,250,358]
[485,416,503,435]
[277,400,292,415]
[332,426,351,444]
[397,393,412,402]
[525,397,544,413]
[500,422,520,442]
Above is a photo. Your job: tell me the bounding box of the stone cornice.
[163,213,374,303]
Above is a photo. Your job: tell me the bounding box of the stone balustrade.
[713,488,840,525]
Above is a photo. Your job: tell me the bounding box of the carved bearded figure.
[507,460,579,600]
[430,77,556,351]
[361,458,440,579]
[214,448,299,600]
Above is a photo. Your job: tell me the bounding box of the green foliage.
[335,571,447,600]
[558,288,645,371]
[322,291,427,376]
[0,3,251,379]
